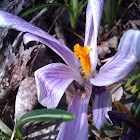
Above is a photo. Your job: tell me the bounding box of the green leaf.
[92,120,121,138]
[133,93,140,119]
[131,78,140,93]
[99,121,121,137]
[63,0,70,9]
[134,103,140,120]
[131,85,138,93]
[70,0,73,9]
[125,71,140,88]
[0,134,11,140]
[78,1,83,9]
[119,124,128,140]
[78,0,87,16]
[117,0,123,8]
[16,109,75,138]
[69,0,79,30]
[20,3,71,17]
[119,93,140,139]
[102,0,117,27]
[101,0,122,28]
[131,92,140,115]
[0,120,12,137]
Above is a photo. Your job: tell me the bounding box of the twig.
[101,57,113,63]
[102,134,121,140]
[10,125,16,140]
[48,8,66,34]
[1,101,8,117]
[9,108,15,126]
[65,27,84,42]
[91,129,101,138]
[125,85,134,91]
[102,127,121,134]
[89,125,103,139]
[48,0,68,33]
[29,44,43,68]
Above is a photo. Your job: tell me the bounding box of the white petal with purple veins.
[23,33,81,71]
[84,2,94,47]
[0,10,81,70]
[84,0,104,73]
[57,91,91,140]
[0,10,60,42]
[35,63,84,108]
[90,30,140,86]
[92,87,112,129]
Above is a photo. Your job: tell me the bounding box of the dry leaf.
[0,44,37,99]
[15,77,38,121]
[98,36,118,58]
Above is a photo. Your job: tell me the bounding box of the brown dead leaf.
[98,36,118,58]
[0,44,37,99]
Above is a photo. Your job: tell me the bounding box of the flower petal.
[35,63,84,108]
[90,30,140,86]
[0,10,81,70]
[108,111,132,127]
[92,86,112,129]
[57,91,91,140]
[23,33,81,71]
[122,129,136,140]
[84,0,104,72]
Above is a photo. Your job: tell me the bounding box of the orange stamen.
[74,44,91,75]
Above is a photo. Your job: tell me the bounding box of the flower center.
[74,44,91,75]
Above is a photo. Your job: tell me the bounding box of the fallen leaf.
[15,77,38,121]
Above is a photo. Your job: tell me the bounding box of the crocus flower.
[0,0,140,139]
[108,100,140,140]
[108,111,140,140]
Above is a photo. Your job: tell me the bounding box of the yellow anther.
[74,44,91,75]
[63,79,65,80]
[65,68,67,70]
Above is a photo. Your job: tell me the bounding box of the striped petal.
[0,10,81,70]
[92,86,112,129]
[23,33,81,71]
[35,63,84,108]
[84,0,104,73]
[90,30,140,86]
[57,92,91,140]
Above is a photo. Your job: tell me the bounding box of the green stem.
[71,0,78,18]
[69,13,78,31]
[70,0,79,30]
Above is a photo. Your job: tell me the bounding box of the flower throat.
[74,44,91,75]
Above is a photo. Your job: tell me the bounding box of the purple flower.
[0,0,140,139]
[108,111,140,140]
[108,101,140,140]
